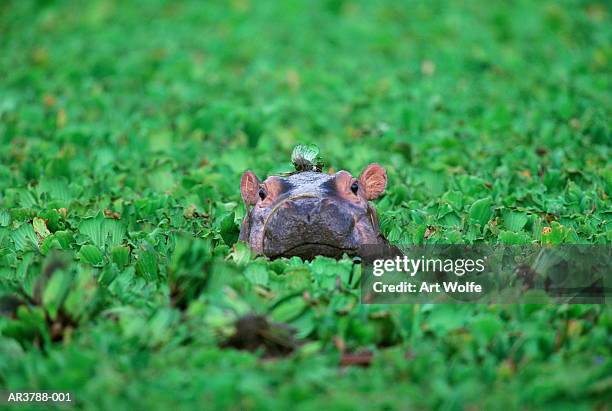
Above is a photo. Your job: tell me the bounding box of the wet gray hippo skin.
[239,164,388,259]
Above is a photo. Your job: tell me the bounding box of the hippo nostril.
[307,214,311,223]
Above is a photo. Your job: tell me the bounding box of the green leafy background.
[0,0,610,410]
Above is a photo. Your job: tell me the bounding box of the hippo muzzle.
[262,196,358,259]
[239,164,387,260]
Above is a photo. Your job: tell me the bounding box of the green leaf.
[16,189,38,208]
[244,263,269,286]
[469,197,493,227]
[42,268,72,320]
[542,222,568,245]
[229,241,252,266]
[79,244,104,266]
[0,210,10,226]
[38,177,73,202]
[441,191,463,211]
[471,314,503,344]
[79,213,126,248]
[502,210,529,232]
[426,305,467,335]
[63,268,98,320]
[53,231,75,249]
[2,306,47,343]
[217,211,239,246]
[111,245,130,267]
[270,295,307,323]
[498,230,531,245]
[40,235,62,255]
[11,223,38,251]
[147,163,177,193]
[147,308,178,346]
[32,217,51,239]
[136,250,158,280]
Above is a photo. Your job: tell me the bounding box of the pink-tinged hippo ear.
[240,171,260,205]
[359,163,387,200]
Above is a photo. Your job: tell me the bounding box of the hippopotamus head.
[239,164,387,259]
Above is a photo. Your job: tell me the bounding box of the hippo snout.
[263,197,358,259]
[239,165,387,259]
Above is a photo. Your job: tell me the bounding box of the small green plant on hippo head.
[291,144,324,172]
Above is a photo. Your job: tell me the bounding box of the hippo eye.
[258,188,267,200]
[350,181,359,195]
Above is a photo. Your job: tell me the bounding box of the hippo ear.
[359,163,387,200]
[240,171,260,206]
